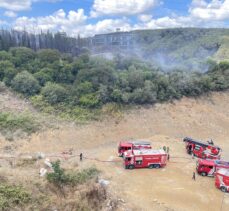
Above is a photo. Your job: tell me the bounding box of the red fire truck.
[183,137,221,159]
[196,159,229,176]
[118,140,151,156]
[215,168,229,192]
[123,149,167,169]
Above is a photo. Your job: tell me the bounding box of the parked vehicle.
[123,149,167,169]
[215,168,229,192]
[118,140,151,156]
[183,137,221,159]
[196,159,229,176]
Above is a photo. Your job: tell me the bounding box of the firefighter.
[80,153,83,161]
[192,172,196,180]
[207,139,214,145]
[167,154,170,161]
[163,146,166,152]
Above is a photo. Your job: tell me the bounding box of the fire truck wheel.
[220,186,227,192]
[149,164,154,169]
[155,164,160,168]
[201,172,207,176]
[128,165,134,170]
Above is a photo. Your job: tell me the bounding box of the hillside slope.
[9,91,229,211]
[93,28,229,71]
[0,90,229,210]
[16,91,229,158]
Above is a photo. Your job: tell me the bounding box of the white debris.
[36,152,45,159]
[39,168,47,177]
[98,179,110,186]
[44,158,52,168]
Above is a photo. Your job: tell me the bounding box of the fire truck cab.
[123,149,167,170]
[183,137,221,159]
[196,159,229,176]
[118,140,151,157]
[215,169,229,192]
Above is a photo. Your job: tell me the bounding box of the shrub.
[34,70,53,86]
[12,71,40,96]
[3,67,18,86]
[0,82,6,92]
[79,93,100,108]
[67,167,99,186]
[0,185,31,210]
[47,161,99,188]
[59,106,99,121]
[47,160,69,188]
[41,82,67,105]
[10,47,36,66]
[30,95,55,113]
[0,112,40,134]
[0,50,12,61]
[0,60,14,81]
[37,49,60,63]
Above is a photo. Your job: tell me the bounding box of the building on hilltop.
[90,31,134,50]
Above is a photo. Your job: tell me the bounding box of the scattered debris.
[44,158,52,169]
[36,152,45,159]
[99,179,110,186]
[39,168,47,177]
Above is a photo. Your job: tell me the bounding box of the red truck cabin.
[196,159,215,176]
[215,169,229,192]
[118,140,151,156]
[196,159,229,176]
[123,149,167,170]
[118,142,132,156]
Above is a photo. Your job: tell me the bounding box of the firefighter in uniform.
[80,153,83,161]
[192,172,196,180]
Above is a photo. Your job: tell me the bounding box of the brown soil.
[0,89,35,113]
[1,91,229,210]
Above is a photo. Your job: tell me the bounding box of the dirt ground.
[1,91,229,211]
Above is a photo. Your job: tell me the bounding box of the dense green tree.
[10,47,36,66]
[51,61,74,83]
[3,67,18,86]
[0,61,14,80]
[41,82,67,104]
[111,88,123,103]
[79,93,100,108]
[218,61,229,71]
[37,49,61,63]
[0,51,12,61]
[77,63,116,89]
[34,70,53,86]
[12,71,40,96]
[0,38,229,111]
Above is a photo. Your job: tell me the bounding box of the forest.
[0,46,229,120]
[2,28,229,71]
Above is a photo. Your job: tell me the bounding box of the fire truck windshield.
[194,145,201,151]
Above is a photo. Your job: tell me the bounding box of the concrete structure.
[91,31,134,49]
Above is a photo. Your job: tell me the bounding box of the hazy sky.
[0,0,229,36]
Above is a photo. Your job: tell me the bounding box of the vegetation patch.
[0,185,31,210]
[0,44,228,122]
[47,161,99,188]
[0,82,6,92]
[0,112,40,135]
